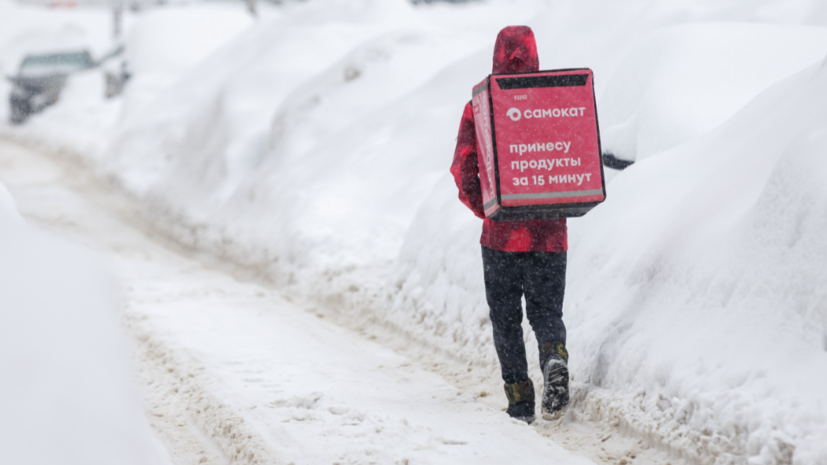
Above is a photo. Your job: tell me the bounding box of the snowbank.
[600,23,827,162]
[5,0,827,462]
[0,182,170,465]
[562,56,827,465]
[90,0,548,298]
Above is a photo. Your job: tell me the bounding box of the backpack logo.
[507,108,521,121]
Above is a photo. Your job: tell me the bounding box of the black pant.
[482,246,567,384]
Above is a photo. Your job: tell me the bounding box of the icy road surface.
[0,139,659,464]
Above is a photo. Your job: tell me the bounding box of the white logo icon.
[507,108,521,121]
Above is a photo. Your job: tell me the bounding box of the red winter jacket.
[450,26,567,253]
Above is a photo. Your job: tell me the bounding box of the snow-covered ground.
[0,139,629,465]
[3,0,827,463]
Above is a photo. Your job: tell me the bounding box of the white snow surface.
[566,59,827,463]
[0,179,171,465]
[4,0,827,463]
[0,140,598,465]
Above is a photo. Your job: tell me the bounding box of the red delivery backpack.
[472,68,606,221]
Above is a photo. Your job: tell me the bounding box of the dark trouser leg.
[523,251,567,368]
[482,246,528,384]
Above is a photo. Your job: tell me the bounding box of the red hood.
[492,26,539,75]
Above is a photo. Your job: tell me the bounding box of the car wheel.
[9,99,30,125]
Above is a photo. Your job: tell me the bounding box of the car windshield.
[19,52,93,77]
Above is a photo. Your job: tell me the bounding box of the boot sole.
[541,359,569,421]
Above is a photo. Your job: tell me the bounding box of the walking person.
[450,25,570,424]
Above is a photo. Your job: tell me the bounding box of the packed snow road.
[0,138,668,464]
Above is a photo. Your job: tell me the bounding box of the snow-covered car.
[7,50,95,124]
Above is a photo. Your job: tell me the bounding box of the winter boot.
[503,379,535,424]
[540,342,569,421]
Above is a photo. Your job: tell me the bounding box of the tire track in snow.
[130,314,282,465]
[0,135,688,465]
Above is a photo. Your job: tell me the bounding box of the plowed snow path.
[0,140,605,464]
